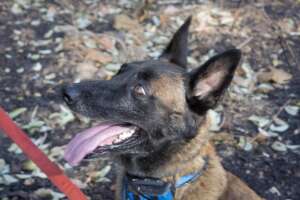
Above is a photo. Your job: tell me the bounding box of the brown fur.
[117,117,263,200]
[151,74,186,113]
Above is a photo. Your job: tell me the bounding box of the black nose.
[62,86,81,105]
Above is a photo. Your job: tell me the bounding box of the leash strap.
[0,106,88,200]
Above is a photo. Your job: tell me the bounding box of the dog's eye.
[134,85,146,96]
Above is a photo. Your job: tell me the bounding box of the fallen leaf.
[271,141,287,152]
[85,49,112,64]
[255,83,274,93]
[284,105,299,116]
[49,105,75,128]
[15,174,32,179]
[97,35,114,50]
[76,15,92,29]
[83,37,97,49]
[9,107,27,119]
[0,159,9,174]
[269,186,281,196]
[271,68,292,84]
[105,63,121,72]
[8,143,22,154]
[95,165,112,183]
[0,174,18,185]
[49,146,64,159]
[257,68,292,84]
[114,14,140,31]
[248,115,270,128]
[270,118,289,132]
[22,119,45,132]
[207,110,222,131]
[22,160,38,171]
[238,136,253,151]
[76,61,98,79]
[34,188,65,200]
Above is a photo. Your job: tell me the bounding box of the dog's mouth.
[64,121,142,166]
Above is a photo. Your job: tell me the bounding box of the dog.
[62,16,262,200]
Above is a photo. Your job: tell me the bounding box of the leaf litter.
[0,0,300,199]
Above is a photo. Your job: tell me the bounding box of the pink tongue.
[64,122,133,166]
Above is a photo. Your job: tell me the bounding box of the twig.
[230,0,243,30]
[237,37,253,49]
[251,98,291,144]
[271,98,291,121]
[261,5,300,70]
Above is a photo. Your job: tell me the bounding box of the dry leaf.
[76,62,98,80]
[85,49,112,64]
[97,35,114,50]
[271,141,287,152]
[207,110,222,131]
[114,14,140,31]
[248,115,270,128]
[271,68,292,84]
[9,107,27,119]
[270,118,289,132]
[257,68,292,84]
[284,105,299,116]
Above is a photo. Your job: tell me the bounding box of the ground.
[0,0,299,200]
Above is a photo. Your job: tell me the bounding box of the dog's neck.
[122,115,214,180]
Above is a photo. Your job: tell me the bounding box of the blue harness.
[122,157,209,200]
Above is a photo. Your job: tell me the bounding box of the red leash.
[0,106,88,200]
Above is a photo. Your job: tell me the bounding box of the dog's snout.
[62,86,81,105]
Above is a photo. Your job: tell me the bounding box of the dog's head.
[62,17,241,167]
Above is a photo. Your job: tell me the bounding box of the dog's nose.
[62,86,80,105]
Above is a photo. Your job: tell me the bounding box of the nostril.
[62,86,80,105]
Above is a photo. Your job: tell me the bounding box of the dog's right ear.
[159,16,192,68]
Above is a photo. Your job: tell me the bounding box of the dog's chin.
[64,119,149,166]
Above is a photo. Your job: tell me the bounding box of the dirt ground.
[0,0,299,200]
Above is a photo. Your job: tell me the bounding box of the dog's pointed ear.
[186,49,241,114]
[159,16,192,68]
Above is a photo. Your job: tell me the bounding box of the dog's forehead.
[130,60,185,74]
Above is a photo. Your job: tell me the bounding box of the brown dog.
[63,16,262,200]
